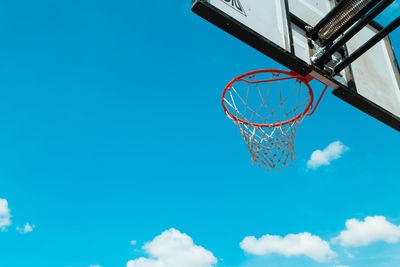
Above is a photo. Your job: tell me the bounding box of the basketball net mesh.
[222,71,313,171]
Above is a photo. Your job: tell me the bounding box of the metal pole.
[321,0,382,47]
[314,0,394,66]
[310,0,349,39]
[333,16,400,75]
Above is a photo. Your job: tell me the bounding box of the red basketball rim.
[221,69,315,128]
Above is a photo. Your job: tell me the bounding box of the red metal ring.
[221,69,314,128]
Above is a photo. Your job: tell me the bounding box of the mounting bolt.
[305,26,313,33]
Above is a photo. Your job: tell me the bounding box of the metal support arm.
[321,0,382,47]
[313,0,394,66]
[333,16,400,75]
[309,0,349,39]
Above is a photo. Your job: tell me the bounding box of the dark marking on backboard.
[219,0,247,16]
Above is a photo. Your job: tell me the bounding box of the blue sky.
[0,1,400,267]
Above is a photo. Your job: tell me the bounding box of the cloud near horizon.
[240,232,336,262]
[16,223,35,234]
[307,141,349,169]
[0,199,11,231]
[332,216,400,247]
[127,228,217,267]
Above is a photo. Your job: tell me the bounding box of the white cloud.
[344,250,354,258]
[240,232,336,262]
[332,216,400,247]
[89,265,102,267]
[131,240,137,245]
[127,228,217,267]
[307,141,349,169]
[16,223,35,234]
[0,198,11,231]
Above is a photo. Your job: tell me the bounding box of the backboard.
[192,0,400,131]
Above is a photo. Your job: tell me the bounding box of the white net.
[222,70,313,171]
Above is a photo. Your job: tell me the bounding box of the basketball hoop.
[222,69,327,171]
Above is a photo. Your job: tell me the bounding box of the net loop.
[222,69,315,171]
